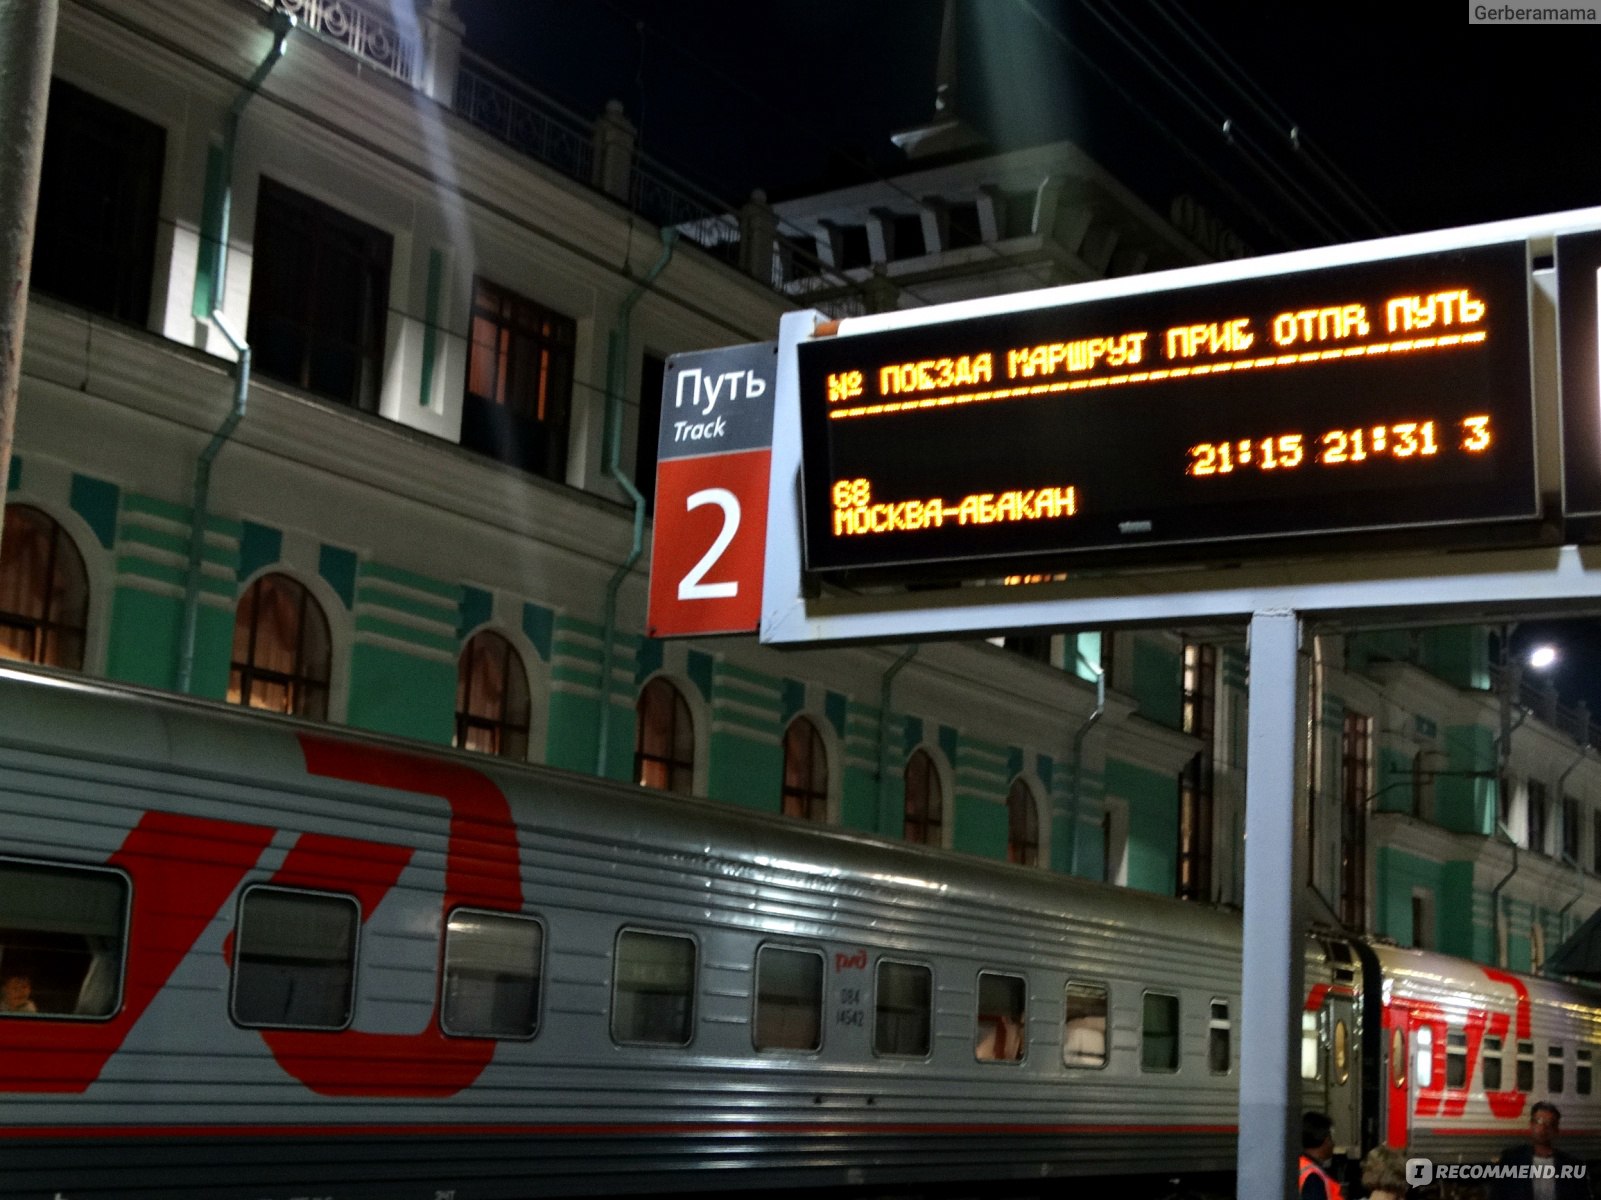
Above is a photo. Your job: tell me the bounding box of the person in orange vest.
[1299,1111,1344,1200]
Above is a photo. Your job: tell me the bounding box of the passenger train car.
[1,663,1598,1199]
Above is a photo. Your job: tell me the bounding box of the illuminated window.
[248,177,392,411]
[454,630,530,760]
[1064,981,1108,1068]
[462,277,575,482]
[635,677,692,794]
[1006,778,1039,866]
[975,971,1026,1063]
[781,716,828,822]
[903,749,943,846]
[1303,1010,1323,1080]
[0,857,127,1019]
[0,505,87,669]
[228,574,330,719]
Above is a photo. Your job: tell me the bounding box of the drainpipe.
[877,644,919,836]
[1491,822,1521,966]
[594,227,677,777]
[1066,649,1106,877]
[176,12,291,694]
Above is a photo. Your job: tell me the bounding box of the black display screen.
[796,241,1537,579]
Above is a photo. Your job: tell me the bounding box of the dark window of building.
[1178,643,1216,902]
[32,80,164,326]
[1562,796,1580,862]
[635,677,693,794]
[903,748,943,846]
[1411,750,1434,820]
[249,176,392,411]
[228,573,331,720]
[781,716,828,822]
[634,353,667,516]
[1529,780,1549,854]
[454,630,530,760]
[232,886,357,1029]
[1339,710,1373,927]
[1002,632,1052,663]
[891,212,926,259]
[461,277,576,482]
[945,201,983,249]
[1593,811,1601,874]
[0,505,88,669]
[1006,778,1039,867]
[0,858,126,1018]
[836,223,872,270]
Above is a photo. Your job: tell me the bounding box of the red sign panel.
[647,343,777,637]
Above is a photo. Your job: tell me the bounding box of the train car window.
[1483,1035,1504,1090]
[1414,1025,1434,1089]
[1578,1048,1592,1095]
[975,972,1026,1063]
[1390,1028,1406,1088]
[1333,1018,1350,1085]
[1141,991,1179,1073]
[1446,1029,1468,1089]
[0,858,127,1019]
[1302,1011,1323,1080]
[874,959,932,1057]
[232,886,358,1029]
[753,945,823,1052]
[1549,1044,1565,1094]
[612,929,696,1046]
[1063,981,1108,1068]
[440,909,543,1039]
[1517,1040,1535,1092]
[1208,1000,1231,1074]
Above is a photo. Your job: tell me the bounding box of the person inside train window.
[1360,1145,1406,1200]
[1,971,37,1014]
[1298,1111,1343,1200]
[1492,1102,1589,1200]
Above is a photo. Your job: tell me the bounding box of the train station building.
[5,0,1600,1011]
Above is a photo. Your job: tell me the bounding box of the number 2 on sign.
[678,487,741,600]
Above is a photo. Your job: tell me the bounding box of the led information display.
[797,241,1537,578]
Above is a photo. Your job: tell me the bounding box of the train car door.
[1314,940,1363,1155]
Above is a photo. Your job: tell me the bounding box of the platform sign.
[647,342,777,638]
[797,241,1537,582]
[1558,229,1601,538]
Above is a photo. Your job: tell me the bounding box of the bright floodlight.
[1528,644,1559,671]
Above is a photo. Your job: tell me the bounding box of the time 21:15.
[1186,416,1492,477]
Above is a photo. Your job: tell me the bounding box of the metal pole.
[1237,608,1305,1200]
[0,0,59,552]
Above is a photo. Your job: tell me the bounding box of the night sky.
[451,1,1601,714]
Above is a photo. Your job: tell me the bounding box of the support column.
[1238,609,1305,1200]
[0,0,59,540]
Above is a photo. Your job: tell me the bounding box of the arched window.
[455,630,530,759]
[635,676,692,794]
[0,504,88,669]
[904,748,943,846]
[1006,778,1040,866]
[782,716,828,822]
[228,573,330,718]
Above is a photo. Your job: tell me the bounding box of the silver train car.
[0,663,1596,1200]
